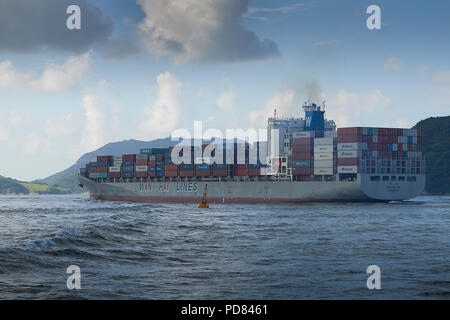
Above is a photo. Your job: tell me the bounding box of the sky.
[0,0,449,181]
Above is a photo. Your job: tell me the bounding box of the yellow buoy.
[198,184,209,208]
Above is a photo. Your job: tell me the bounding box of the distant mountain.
[0,175,29,195]
[35,137,175,193]
[414,116,450,194]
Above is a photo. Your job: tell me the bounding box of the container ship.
[78,103,425,203]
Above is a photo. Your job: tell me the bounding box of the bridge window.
[399,176,405,181]
[383,176,389,181]
[370,176,381,181]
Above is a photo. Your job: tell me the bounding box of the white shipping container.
[90,157,97,163]
[136,166,148,172]
[293,131,315,138]
[393,143,398,151]
[338,166,358,174]
[337,143,367,151]
[372,135,378,143]
[314,137,334,145]
[398,136,408,144]
[109,166,121,172]
[412,136,418,144]
[314,145,334,153]
[314,152,334,160]
[149,156,156,161]
[314,168,334,175]
[403,144,408,151]
[113,155,122,161]
[314,160,334,168]
[337,150,359,158]
[324,131,337,138]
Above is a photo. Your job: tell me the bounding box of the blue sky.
[0,0,449,180]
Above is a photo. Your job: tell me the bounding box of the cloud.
[45,114,76,137]
[79,80,123,152]
[137,0,279,63]
[416,64,430,75]
[23,132,51,155]
[0,0,113,54]
[216,91,235,111]
[0,53,89,91]
[384,56,404,72]
[328,89,391,126]
[0,110,30,141]
[138,72,181,139]
[248,90,296,128]
[245,3,305,21]
[433,70,450,84]
[312,40,339,47]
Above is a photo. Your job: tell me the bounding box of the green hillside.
[0,176,69,195]
[0,176,29,195]
[414,116,450,194]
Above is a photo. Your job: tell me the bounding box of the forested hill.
[414,116,450,194]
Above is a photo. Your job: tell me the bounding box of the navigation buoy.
[198,184,209,208]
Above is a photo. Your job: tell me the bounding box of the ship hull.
[79,174,425,203]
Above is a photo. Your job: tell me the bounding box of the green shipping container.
[140,148,171,155]
[97,172,108,179]
[293,160,311,168]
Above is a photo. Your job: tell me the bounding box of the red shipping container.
[195,169,211,177]
[122,154,136,161]
[136,159,148,165]
[337,127,362,136]
[248,168,261,176]
[108,172,121,179]
[164,170,178,177]
[136,171,148,178]
[293,167,311,176]
[297,175,312,181]
[292,138,314,146]
[148,160,156,166]
[97,167,108,173]
[292,152,312,160]
[337,158,359,166]
[212,169,228,177]
[337,135,363,143]
[234,169,247,176]
[156,155,164,161]
[164,164,178,171]
[292,144,312,153]
[148,172,156,177]
[179,170,194,177]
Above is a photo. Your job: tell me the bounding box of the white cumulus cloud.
[137,0,278,63]
[248,90,296,128]
[328,89,391,126]
[216,91,235,111]
[0,53,89,91]
[139,72,181,139]
[384,56,404,72]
